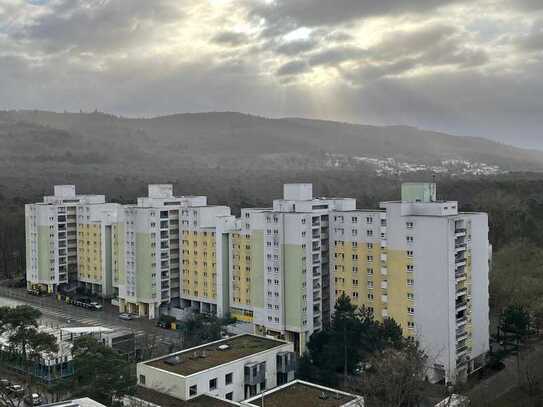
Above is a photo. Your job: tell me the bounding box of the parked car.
[0,378,11,388]
[156,315,176,329]
[24,393,42,406]
[8,384,24,396]
[119,313,134,321]
[89,302,103,311]
[27,289,43,296]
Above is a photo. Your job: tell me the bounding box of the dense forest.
[2,169,543,318]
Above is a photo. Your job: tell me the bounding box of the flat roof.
[43,398,107,407]
[145,334,286,376]
[133,386,238,407]
[246,381,359,407]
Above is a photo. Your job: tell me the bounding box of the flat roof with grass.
[145,334,287,376]
[131,386,239,407]
[245,380,362,407]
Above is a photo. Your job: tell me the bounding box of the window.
[406,221,414,229]
[407,279,414,286]
[407,307,415,315]
[367,230,374,237]
[367,243,373,249]
[209,378,217,391]
[366,217,373,224]
[189,385,197,396]
[407,265,414,272]
[139,375,146,385]
[407,293,415,300]
[367,268,374,275]
[367,256,373,262]
[407,250,414,257]
[408,321,415,329]
[368,293,374,301]
[225,372,233,385]
[226,392,233,400]
[406,236,414,243]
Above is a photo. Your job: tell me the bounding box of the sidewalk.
[468,339,543,405]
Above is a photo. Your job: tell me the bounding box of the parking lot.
[0,286,183,353]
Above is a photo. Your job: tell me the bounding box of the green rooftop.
[145,334,286,376]
[132,386,238,407]
[247,381,358,407]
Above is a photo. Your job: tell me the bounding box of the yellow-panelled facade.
[386,249,414,337]
[334,241,385,320]
[77,223,102,283]
[334,240,414,336]
[231,233,252,307]
[181,230,217,301]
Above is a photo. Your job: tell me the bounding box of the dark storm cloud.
[1,0,543,149]
[276,60,310,76]
[248,0,465,33]
[13,0,183,52]
[212,31,250,47]
[308,46,366,66]
[275,39,319,56]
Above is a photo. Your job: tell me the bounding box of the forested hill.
[1,110,543,179]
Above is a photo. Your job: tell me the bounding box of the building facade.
[25,185,106,294]
[136,334,296,402]
[26,182,490,383]
[330,182,490,384]
[229,184,355,353]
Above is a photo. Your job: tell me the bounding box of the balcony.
[456,329,468,341]
[456,345,469,357]
[455,228,467,237]
[276,352,296,374]
[456,317,468,327]
[456,287,468,297]
[455,243,467,253]
[245,362,266,385]
[456,302,468,313]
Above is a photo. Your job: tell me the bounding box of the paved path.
[468,340,543,406]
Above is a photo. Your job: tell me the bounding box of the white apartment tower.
[25,185,106,293]
[330,182,490,384]
[230,184,355,353]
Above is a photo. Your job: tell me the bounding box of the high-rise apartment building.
[229,184,355,353]
[25,185,106,293]
[330,182,489,383]
[26,182,490,383]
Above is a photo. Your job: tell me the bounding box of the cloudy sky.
[1,0,542,148]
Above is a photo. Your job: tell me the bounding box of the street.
[0,286,182,353]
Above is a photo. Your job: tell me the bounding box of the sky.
[1,0,542,148]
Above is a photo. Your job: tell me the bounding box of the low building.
[42,398,107,407]
[137,334,296,402]
[242,380,364,406]
[124,386,242,407]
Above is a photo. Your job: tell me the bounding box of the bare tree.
[348,342,428,407]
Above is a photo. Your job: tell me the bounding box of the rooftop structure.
[243,380,363,407]
[138,334,295,402]
[42,398,107,407]
[125,386,241,407]
[145,334,286,376]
